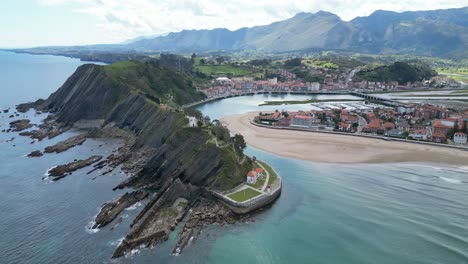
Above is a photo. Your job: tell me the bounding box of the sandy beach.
[221,112,468,166]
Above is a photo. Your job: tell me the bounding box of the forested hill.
[354,62,437,84]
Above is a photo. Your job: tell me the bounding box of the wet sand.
[222,112,468,166]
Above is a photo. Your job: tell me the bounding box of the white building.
[308,82,320,91]
[246,171,258,184]
[454,132,467,144]
[397,105,415,114]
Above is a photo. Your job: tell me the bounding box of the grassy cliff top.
[103,60,206,106]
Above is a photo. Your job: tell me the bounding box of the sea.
[1,50,468,264]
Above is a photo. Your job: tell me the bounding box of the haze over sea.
[1,51,468,263]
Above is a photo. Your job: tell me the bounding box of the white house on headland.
[454,132,467,144]
[246,171,258,184]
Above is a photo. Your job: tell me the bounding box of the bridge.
[350,92,402,107]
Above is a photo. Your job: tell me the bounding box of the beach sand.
[221,112,468,166]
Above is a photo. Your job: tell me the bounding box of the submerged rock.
[27,150,43,158]
[48,155,103,180]
[9,119,33,132]
[44,134,87,154]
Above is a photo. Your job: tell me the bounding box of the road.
[357,115,367,133]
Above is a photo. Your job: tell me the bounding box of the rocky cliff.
[21,60,253,257]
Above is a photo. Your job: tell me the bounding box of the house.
[432,131,447,143]
[454,132,467,144]
[291,115,313,128]
[383,122,396,131]
[432,119,454,137]
[246,171,258,184]
[338,122,352,132]
[255,167,264,177]
[412,129,427,140]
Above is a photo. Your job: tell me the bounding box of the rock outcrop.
[27,150,43,157]
[9,119,33,132]
[44,134,86,153]
[47,155,103,180]
[93,190,148,229]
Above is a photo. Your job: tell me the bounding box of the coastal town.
[253,102,468,145]
[190,58,468,146]
[200,65,464,99]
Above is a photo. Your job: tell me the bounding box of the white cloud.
[37,0,468,43]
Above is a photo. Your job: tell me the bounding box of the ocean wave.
[439,177,463,184]
[109,237,125,247]
[85,210,101,234]
[85,220,100,234]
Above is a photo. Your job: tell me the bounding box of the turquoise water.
[1,51,468,263]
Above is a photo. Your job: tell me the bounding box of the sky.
[0,0,467,48]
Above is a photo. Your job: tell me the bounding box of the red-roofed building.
[383,122,395,131]
[246,171,258,184]
[432,131,447,143]
[255,167,264,177]
[291,115,313,128]
[432,119,454,137]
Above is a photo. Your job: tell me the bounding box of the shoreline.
[222,112,468,166]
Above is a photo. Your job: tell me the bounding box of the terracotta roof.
[383,122,395,129]
[255,168,264,173]
[432,119,454,128]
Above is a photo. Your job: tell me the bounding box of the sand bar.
[221,112,468,166]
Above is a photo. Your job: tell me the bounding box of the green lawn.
[247,173,266,190]
[437,68,468,82]
[302,59,338,69]
[228,188,262,202]
[257,160,278,185]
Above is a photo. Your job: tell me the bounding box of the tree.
[232,134,247,155]
[216,56,225,64]
[184,107,203,119]
[284,57,302,68]
[211,125,226,140]
[190,53,196,65]
[200,59,206,65]
[462,121,468,134]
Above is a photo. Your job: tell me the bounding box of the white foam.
[439,177,462,184]
[109,237,125,247]
[44,166,57,177]
[125,249,140,258]
[125,202,142,211]
[85,221,100,234]
[85,210,101,234]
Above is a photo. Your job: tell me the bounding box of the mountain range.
[10,7,468,58]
